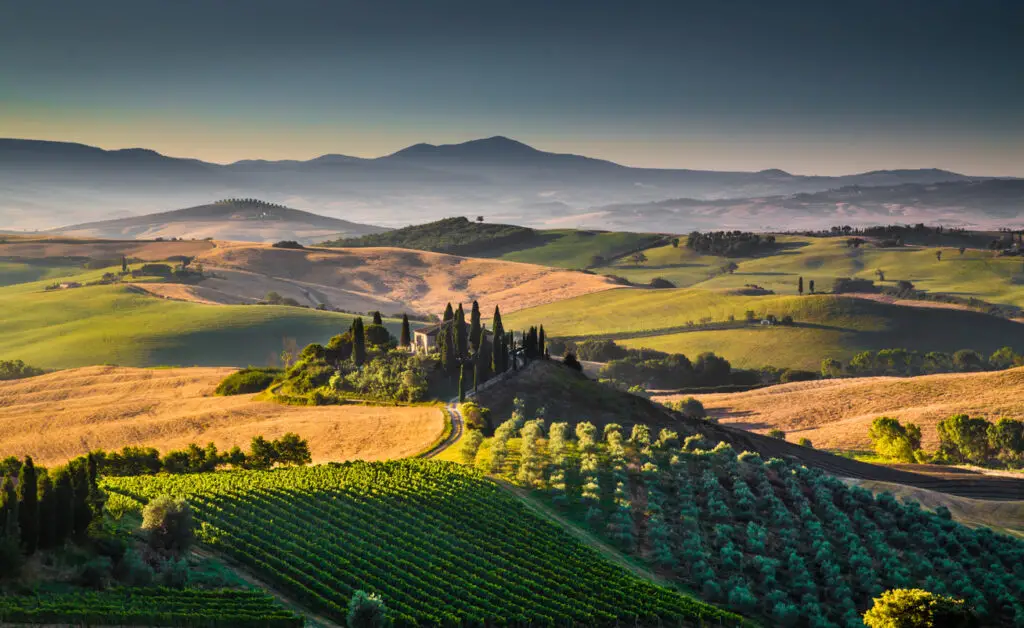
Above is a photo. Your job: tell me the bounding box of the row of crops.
[105,460,747,627]
[0,587,302,627]
[481,419,1024,627]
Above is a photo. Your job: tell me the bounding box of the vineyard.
[474,419,1024,627]
[104,460,745,627]
[0,588,301,627]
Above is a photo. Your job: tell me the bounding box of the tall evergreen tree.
[491,306,505,374]
[476,324,491,387]
[509,332,518,371]
[454,304,468,361]
[399,314,412,348]
[438,325,453,374]
[121,255,128,273]
[70,459,91,537]
[35,471,54,549]
[469,301,482,353]
[351,317,367,366]
[371,311,383,326]
[443,303,454,322]
[458,364,466,402]
[1,476,18,542]
[798,276,804,295]
[539,325,546,358]
[17,457,38,554]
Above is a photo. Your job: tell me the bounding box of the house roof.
[413,320,494,338]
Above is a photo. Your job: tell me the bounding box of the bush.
[574,339,629,362]
[141,496,194,555]
[272,240,305,249]
[779,369,817,383]
[0,359,46,381]
[649,277,676,289]
[76,556,113,589]
[869,417,922,463]
[215,367,281,395]
[767,429,786,440]
[138,263,173,277]
[347,590,391,628]
[863,589,976,628]
[459,403,489,431]
[797,438,813,448]
[562,353,583,372]
[832,277,877,293]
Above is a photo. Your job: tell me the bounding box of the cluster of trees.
[822,346,1023,378]
[0,455,104,577]
[322,216,536,256]
[869,415,1024,468]
[87,434,311,476]
[685,231,777,257]
[216,198,289,210]
[600,350,733,390]
[0,359,45,381]
[271,240,304,249]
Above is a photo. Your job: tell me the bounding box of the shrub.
[869,417,922,463]
[459,403,489,431]
[0,359,46,381]
[767,429,786,440]
[649,277,676,289]
[347,590,391,628]
[779,369,817,383]
[562,353,583,372]
[832,277,876,293]
[141,496,194,555]
[863,589,976,628]
[574,339,628,362]
[797,438,813,448]
[215,367,281,395]
[272,240,305,249]
[138,263,173,277]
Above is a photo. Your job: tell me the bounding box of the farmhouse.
[412,320,492,353]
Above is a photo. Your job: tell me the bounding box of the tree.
[51,466,74,542]
[869,417,921,463]
[246,436,278,470]
[988,346,1021,370]
[121,255,127,273]
[399,314,411,348]
[0,476,20,577]
[443,303,454,322]
[454,304,467,361]
[351,317,367,366]
[141,496,194,555]
[563,353,583,371]
[809,279,815,294]
[69,458,92,536]
[936,250,943,261]
[371,311,383,326]
[491,306,505,374]
[274,433,312,466]
[863,589,976,628]
[474,324,489,390]
[937,414,992,464]
[35,471,55,549]
[875,269,885,282]
[988,418,1024,461]
[671,237,680,248]
[767,429,786,440]
[364,323,392,347]
[797,438,813,448]
[952,349,985,372]
[798,276,804,295]
[538,325,546,358]
[458,364,466,402]
[469,301,482,353]
[631,251,648,265]
[347,590,391,628]
[17,457,38,553]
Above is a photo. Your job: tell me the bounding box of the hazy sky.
[2,0,1022,175]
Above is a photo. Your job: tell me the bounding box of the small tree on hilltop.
[631,251,648,265]
[347,590,391,628]
[863,589,976,628]
[371,311,383,326]
[142,496,193,555]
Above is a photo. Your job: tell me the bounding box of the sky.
[1,0,1022,175]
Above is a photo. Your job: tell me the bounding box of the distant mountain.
[51,199,387,244]
[0,136,1010,232]
[592,180,1024,232]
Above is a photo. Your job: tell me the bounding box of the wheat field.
[0,366,444,466]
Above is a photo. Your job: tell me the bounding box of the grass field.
[105,461,743,626]
[653,366,1024,450]
[0,366,444,466]
[591,242,732,287]
[508,289,1024,369]
[496,229,664,269]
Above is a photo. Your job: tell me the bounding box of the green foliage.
[0,359,46,380]
[104,460,743,626]
[271,240,305,249]
[329,350,430,402]
[869,417,922,463]
[364,323,393,348]
[399,314,411,348]
[862,589,977,628]
[937,414,993,465]
[351,317,367,365]
[767,429,786,440]
[215,367,282,395]
[323,216,536,255]
[686,231,777,257]
[17,457,38,553]
[141,496,194,554]
[666,397,707,420]
[347,590,391,628]
[0,588,301,626]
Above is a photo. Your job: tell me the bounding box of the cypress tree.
[798,276,804,295]
[491,306,505,374]
[476,324,490,386]
[372,311,383,326]
[509,332,518,371]
[51,466,73,543]
[70,459,91,537]
[443,303,454,322]
[1,476,18,541]
[351,317,366,366]
[469,301,482,353]
[454,304,467,361]
[17,457,38,554]
[400,314,412,348]
[35,471,54,549]
[458,364,466,402]
[539,325,546,358]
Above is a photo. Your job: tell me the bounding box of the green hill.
[478,418,1024,625]
[506,289,1024,370]
[322,217,664,269]
[0,274,376,369]
[104,460,744,627]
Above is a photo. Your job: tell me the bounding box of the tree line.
[869,415,1024,468]
[684,230,777,257]
[822,346,1023,378]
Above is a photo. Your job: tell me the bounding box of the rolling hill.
[506,289,1024,370]
[51,199,386,244]
[0,366,443,466]
[654,367,1024,451]
[2,136,1006,232]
